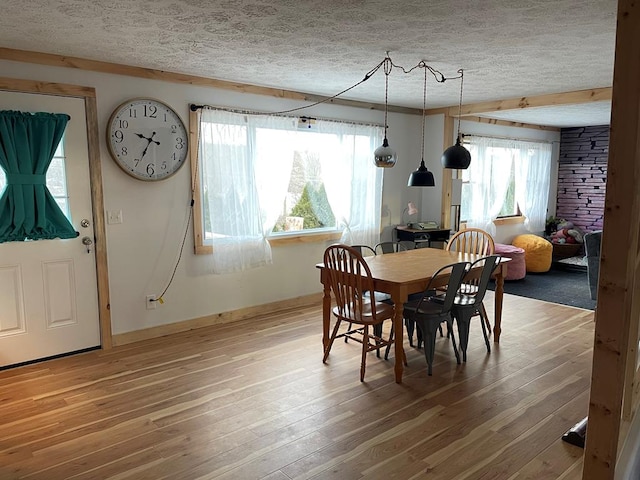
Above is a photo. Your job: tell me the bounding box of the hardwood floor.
[0,292,593,479]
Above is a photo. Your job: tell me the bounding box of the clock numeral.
[161,161,168,170]
[144,105,158,118]
[134,158,140,167]
[128,108,137,118]
[114,130,124,143]
[175,137,185,149]
[146,163,155,176]
[121,147,128,156]
[118,119,129,129]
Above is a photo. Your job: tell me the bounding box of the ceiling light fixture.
[441,69,471,169]
[408,64,436,187]
[374,54,397,168]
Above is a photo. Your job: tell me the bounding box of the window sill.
[269,231,342,246]
[493,216,525,226]
[193,231,342,254]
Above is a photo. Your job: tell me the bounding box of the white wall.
[459,119,561,244]
[0,59,432,336]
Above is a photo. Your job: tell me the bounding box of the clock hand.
[140,132,159,159]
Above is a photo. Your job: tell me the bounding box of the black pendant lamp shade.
[441,136,471,169]
[408,66,436,187]
[407,159,435,187]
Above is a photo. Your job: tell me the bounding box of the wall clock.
[107,98,188,181]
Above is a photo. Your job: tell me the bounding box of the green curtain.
[0,110,78,243]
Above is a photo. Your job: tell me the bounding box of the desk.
[317,247,509,383]
[395,225,451,248]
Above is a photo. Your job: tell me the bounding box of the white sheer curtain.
[463,136,552,234]
[316,120,384,247]
[463,137,513,234]
[514,141,552,232]
[199,108,295,274]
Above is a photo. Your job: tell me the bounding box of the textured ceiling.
[0,0,617,127]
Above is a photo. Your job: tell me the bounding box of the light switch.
[107,210,123,224]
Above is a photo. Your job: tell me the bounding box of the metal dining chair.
[445,228,495,334]
[401,261,471,375]
[375,241,409,254]
[451,255,501,362]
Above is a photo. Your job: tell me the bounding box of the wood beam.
[440,115,454,229]
[584,0,640,478]
[437,87,612,117]
[0,47,421,115]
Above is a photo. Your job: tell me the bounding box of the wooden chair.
[401,261,471,375]
[322,244,395,381]
[445,227,495,333]
[446,227,495,256]
[451,255,501,362]
[375,241,409,254]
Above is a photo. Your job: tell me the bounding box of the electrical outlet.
[146,295,157,310]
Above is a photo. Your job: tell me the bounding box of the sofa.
[584,230,602,300]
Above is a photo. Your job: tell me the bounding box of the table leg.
[322,272,331,355]
[392,288,405,383]
[494,264,505,342]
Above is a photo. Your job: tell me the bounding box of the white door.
[0,91,100,367]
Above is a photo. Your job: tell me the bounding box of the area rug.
[489,262,596,310]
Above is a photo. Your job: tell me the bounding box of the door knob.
[81,236,93,253]
[80,219,91,228]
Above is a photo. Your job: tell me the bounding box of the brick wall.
[556,125,609,233]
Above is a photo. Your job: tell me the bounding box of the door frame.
[0,77,112,349]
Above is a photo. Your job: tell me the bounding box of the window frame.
[189,109,373,254]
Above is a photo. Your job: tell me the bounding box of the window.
[460,135,552,232]
[0,138,70,219]
[194,108,383,272]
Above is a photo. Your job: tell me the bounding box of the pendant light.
[374,55,397,168]
[408,65,435,187]
[441,69,471,169]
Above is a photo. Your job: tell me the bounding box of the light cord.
[421,65,427,160]
[456,69,464,139]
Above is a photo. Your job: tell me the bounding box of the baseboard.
[112,292,323,347]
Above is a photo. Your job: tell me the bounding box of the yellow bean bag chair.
[512,234,553,273]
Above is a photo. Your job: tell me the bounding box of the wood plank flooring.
[0,292,593,479]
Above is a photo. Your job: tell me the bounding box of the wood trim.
[85,95,112,350]
[584,0,640,478]
[462,115,561,132]
[440,115,454,229]
[449,87,612,117]
[189,109,206,254]
[0,75,96,98]
[112,292,323,346]
[0,47,421,115]
[0,78,112,351]
[268,232,342,246]
[493,216,525,226]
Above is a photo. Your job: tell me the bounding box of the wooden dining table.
[317,247,509,383]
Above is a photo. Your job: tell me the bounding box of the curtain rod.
[190,104,382,129]
[461,133,557,144]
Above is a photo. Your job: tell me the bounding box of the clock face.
[107,98,188,181]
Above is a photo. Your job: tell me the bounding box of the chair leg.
[455,311,472,363]
[479,309,491,353]
[479,302,491,334]
[323,318,343,363]
[405,318,415,347]
[415,318,441,376]
[360,325,369,382]
[447,315,461,364]
[373,323,383,358]
[344,322,352,342]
